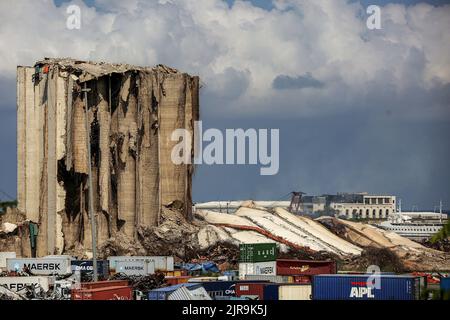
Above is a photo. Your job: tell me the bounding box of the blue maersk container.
[312,275,420,300]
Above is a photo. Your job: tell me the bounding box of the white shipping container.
[0,252,16,269]
[0,276,54,293]
[108,256,174,272]
[115,260,155,276]
[278,285,312,300]
[244,274,291,283]
[239,261,276,279]
[6,258,72,275]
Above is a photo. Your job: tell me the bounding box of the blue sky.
[1,0,449,210]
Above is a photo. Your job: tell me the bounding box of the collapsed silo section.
[16,58,200,257]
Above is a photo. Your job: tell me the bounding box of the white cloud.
[0,0,448,118]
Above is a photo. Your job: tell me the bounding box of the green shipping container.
[239,243,277,262]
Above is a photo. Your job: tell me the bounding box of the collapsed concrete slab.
[17,58,199,256]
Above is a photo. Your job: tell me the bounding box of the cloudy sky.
[0,0,449,210]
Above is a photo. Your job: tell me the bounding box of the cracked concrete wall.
[17,60,199,257]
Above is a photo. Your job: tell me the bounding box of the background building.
[328,193,396,219]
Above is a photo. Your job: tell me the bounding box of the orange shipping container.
[165,276,192,286]
[80,280,129,290]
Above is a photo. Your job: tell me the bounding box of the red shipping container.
[80,280,129,290]
[235,282,267,300]
[293,275,312,284]
[276,259,336,276]
[72,286,132,300]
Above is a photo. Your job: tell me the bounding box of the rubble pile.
[277,248,340,263]
[184,242,240,271]
[421,238,450,252]
[317,216,450,271]
[0,207,33,255]
[343,247,408,273]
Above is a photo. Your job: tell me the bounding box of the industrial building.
[328,193,396,219]
[288,192,397,219]
[16,58,199,256]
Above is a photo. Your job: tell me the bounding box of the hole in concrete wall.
[57,159,86,220]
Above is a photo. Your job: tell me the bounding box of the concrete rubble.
[16,58,199,257]
[318,216,450,271]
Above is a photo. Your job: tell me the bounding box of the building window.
[373,209,376,217]
[366,209,370,217]
[379,209,383,216]
[386,209,389,216]
[346,209,349,216]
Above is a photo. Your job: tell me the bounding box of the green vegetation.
[431,220,450,243]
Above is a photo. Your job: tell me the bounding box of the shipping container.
[214,296,250,300]
[441,277,450,291]
[165,276,192,286]
[244,274,291,283]
[235,282,267,300]
[167,285,212,300]
[162,270,186,277]
[188,280,237,299]
[292,275,313,283]
[148,283,204,300]
[71,260,109,280]
[263,284,311,300]
[0,252,16,269]
[72,286,132,300]
[0,276,54,293]
[188,280,270,299]
[239,243,277,263]
[148,256,174,272]
[44,255,75,260]
[115,260,155,276]
[276,259,336,277]
[187,276,218,282]
[279,284,312,300]
[108,256,174,272]
[312,275,420,300]
[239,261,277,279]
[80,280,129,290]
[6,257,72,275]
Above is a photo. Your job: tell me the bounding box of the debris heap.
[16,58,199,257]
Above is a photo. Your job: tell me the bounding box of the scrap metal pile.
[108,272,166,292]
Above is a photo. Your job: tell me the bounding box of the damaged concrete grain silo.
[17,58,199,257]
